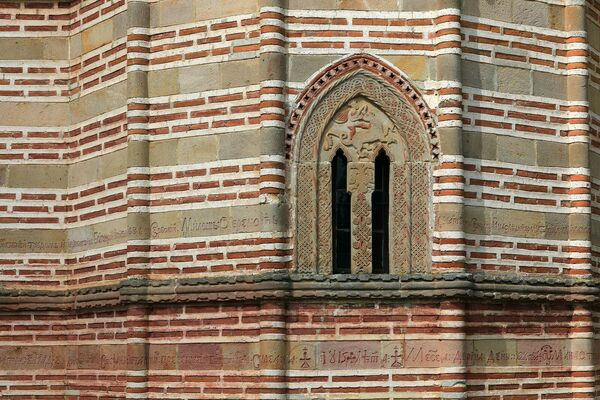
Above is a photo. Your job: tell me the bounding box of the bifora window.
[292,57,436,276]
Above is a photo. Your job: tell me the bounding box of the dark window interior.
[372,149,390,273]
[332,150,351,273]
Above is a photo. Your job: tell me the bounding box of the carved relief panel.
[293,70,434,275]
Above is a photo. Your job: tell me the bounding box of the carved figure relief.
[291,56,436,275]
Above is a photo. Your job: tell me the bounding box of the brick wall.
[0,0,598,398]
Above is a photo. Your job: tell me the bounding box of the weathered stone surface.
[0,102,69,126]
[8,164,67,189]
[193,0,258,20]
[497,135,535,165]
[151,0,195,27]
[533,71,568,100]
[219,130,261,159]
[462,60,495,90]
[497,66,531,95]
[70,81,128,122]
[512,0,549,28]
[536,141,569,167]
[82,19,114,53]
[463,131,497,160]
[388,55,430,81]
[338,0,399,11]
[176,135,219,165]
[288,55,339,82]
[0,37,68,60]
[149,68,181,97]
[462,0,512,22]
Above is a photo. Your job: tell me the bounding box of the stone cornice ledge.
[0,272,598,311]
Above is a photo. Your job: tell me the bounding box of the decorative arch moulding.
[289,52,438,276]
[287,53,439,161]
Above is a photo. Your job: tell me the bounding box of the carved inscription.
[0,340,596,372]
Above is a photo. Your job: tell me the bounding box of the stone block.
[82,19,113,53]
[128,1,150,28]
[220,58,261,89]
[568,74,587,102]
[70,81,127,122]
[497,135,535,165]
[0,38,66,60]
[154,0,195,27]
[464,205,486,235]
[287,55,339,83]
[150,139,178,167]
[536,141,568,167]
[399,0,441,11]
[43,37,69,60]
[462,131,497,160]
[8,165,67,189]
[489,208,545,238]
[149,68,180,97]
[68,157,99,187]
[568,214,590,241]
[67,218,128,252]
[177,135,219,164]
[127,70,148,98]
[260,127,286,156]
[69,33,83,58]
[67,149,126,188]
[545,213,569,240]
[337,0,399,11]
[532,71,568,100]
[438,126,461,156]
[193,0,258,20]
[462,60,495,90]
[0,102,69,127]
[434,203,462,231]
[261,52,287,82]
[591,152,600,179]
[100,149,128,179]
[461,0,512,23]
[549,4,566,30]
[591,86,600,116]
[592,219,600,247]
[178,63,220,94]
[218,130,261,159]
[127,139,150,168]
[512,0,549,28]
[432,54,458,81]
[112,10,128,39]
[564,5,584,31]
[288,0,337,9]
[568,143,588,168]
[0,229,66,254]
[387,55,429,81]
[588,21,600,51]
[496,66,531,95]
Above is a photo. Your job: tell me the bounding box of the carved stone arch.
[289,54,437,275]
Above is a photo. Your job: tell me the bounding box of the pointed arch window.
[332,150,351,274]
[291,55,436,276]
[372,149,390,274]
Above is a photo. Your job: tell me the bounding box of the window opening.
[372,149,390,273]
[332,150,351,273]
